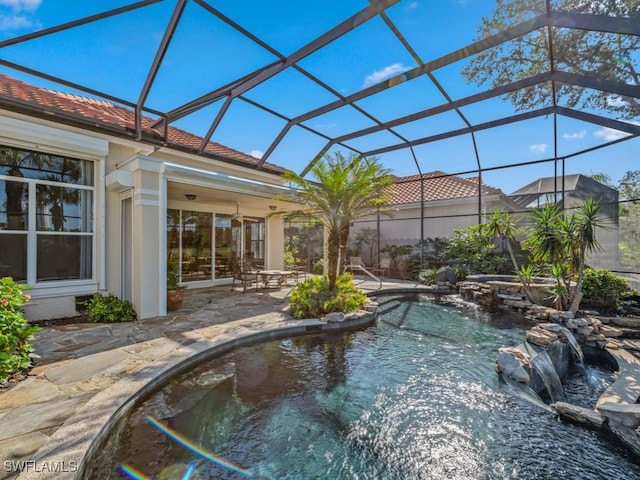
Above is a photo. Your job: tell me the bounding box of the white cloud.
[607,95,629,108]
[250,149,264,159]
[593,127,632,141]
[0,0,40,12]
[0,0,40,32]
[529,143,548,153]
[0,13,31,30]
[363,63,410,88]
[407,1,419,9]
[562,130,586,141]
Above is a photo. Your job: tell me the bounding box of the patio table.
[257,270,295,288]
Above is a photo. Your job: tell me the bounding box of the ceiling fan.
[231,202,242,220]
[231,202,258,222]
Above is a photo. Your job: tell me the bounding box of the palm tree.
[568,198,604,312]
[483,209,533,302]
[279,152,394,289]
[526,200,604,313]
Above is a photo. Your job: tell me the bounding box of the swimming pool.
[87,294,640,479]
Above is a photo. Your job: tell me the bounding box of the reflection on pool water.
[91,295,640,479]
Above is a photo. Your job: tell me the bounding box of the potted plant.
[167,256,186,311]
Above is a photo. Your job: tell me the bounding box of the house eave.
[0,95,285,176]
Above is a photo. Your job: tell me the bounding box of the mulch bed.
[31,315,87,327]
[0,370,28,392]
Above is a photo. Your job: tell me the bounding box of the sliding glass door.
[169,209,266,283]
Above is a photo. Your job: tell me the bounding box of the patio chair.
[345,256,367,275]
[347,256,365,268]
[373,257,391,277]
[230,257,259,293]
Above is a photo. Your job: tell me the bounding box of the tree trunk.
[338,223,350,276]
[327,230,340,289]
[570,260,586,313]
[506,241,534,303]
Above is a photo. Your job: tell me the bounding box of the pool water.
[94,295,640,479]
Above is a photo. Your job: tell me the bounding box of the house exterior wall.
[1,111,294,321]
[1,112,108,320]
[353,194,508,252]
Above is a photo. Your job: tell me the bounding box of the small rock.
[586,334,606,342]
[496,349,530,384]
[435,267,457,286]
[573,318,589,327]
[598,402,640,428]
[539,323,563,333]
[609,316,640,329]
[324,312,345,323]
[577,326,594,336]
[527,327,558,347]
[551,401,605,428]
[605,341,620,350]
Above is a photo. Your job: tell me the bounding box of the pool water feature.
[89,295,640,479]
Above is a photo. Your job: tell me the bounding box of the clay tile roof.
[390,171,504,205]
[0,74,284,174]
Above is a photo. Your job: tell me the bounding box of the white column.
[125,156,164,319]
[267,215,284,269]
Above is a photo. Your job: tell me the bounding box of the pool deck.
[0,279,429,480]
[2,279,639,479]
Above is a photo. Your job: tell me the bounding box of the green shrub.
[443,225,506,274]
[581,268,636,312]
[0,277,40,382]
[82,295,137,323]
[418,268,438,285]
[312,258,324,275]
[289,273,368,319]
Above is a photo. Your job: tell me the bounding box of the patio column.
[123,155,164,319]
[267,215,285,269]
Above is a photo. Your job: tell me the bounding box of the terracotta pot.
[167,289,185,311]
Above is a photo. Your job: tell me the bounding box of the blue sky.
[0,0,637,194]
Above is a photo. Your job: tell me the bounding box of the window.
[169,208,266,282]
[0,146,94,282]
[168,209,213,283]
[243,217,265,268]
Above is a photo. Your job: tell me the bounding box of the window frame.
[0,145,96,286]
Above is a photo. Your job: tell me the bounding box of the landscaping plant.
[277,152,395,289]
[82,294,137,323]
[581,268,637,313]
[525,199,605,313]
[0,277,40,383]
[289,273,367,319]
[443,224,505,274]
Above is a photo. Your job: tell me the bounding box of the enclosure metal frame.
[0,0,638,269]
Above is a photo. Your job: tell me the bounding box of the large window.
[0,146,94,283]
[169,208,266,283]
[167,209,213,283]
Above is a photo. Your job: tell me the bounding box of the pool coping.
[16,310,377,480]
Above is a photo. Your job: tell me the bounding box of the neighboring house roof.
[510,174,582,196]
[390,171,504,205]
[509,174,618,210]
[0,74,284,174]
